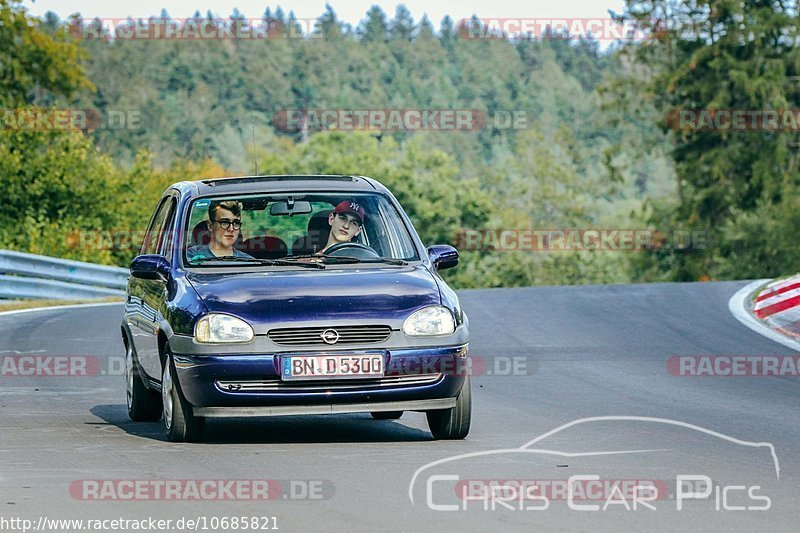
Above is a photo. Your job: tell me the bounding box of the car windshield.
[182,192,420,266]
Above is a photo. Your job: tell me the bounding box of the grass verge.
[0,296,124,312]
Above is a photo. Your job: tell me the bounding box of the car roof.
[171,175,387,197]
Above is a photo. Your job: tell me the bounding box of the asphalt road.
[1,281,798,532]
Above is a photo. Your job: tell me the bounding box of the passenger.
[187,200,252,261]
[320,200,365,253]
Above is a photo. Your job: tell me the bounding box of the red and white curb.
[753,275,800,339]
[729,279,800,353]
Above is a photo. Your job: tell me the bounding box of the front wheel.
[162,349,205,442]
[426,377,471,440]
[125,336,162,421]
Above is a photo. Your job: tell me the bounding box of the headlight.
[194,314,254,343]
[403,306,456,336]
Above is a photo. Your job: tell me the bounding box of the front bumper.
[172,345,469,410]
[194,398,456,418]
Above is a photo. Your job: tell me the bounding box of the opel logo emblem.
[321,329,340,344]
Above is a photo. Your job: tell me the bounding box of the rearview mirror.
[270,200,312,216]
[427,245,459,271]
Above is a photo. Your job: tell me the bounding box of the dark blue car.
[122,175,471,442]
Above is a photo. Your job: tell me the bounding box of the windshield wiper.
[304,255,408,266]
[190,255,325,269]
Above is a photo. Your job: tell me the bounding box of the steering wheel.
[324,242,380,259]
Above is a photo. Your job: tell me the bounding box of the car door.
[128,195,176,380]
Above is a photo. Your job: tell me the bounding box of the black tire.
[370,411,403,420]
[426,377,471,440]
[162,348,205,442]
[125,335,162,421]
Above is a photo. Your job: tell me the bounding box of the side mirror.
[130,255,170,281]
[427,244,459,271]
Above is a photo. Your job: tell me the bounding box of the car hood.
[185,265,442,331]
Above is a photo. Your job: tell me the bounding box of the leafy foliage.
[12,1,797,287]
[0,0,91,106]
[615,0,800,280]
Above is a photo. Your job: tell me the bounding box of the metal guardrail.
[0,250,128,300]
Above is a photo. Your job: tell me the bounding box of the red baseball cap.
[333,200,366,223]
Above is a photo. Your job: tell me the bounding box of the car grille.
[216,373,443,393]
[267,325,393,346]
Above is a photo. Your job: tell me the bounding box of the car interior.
[187,198,374,260]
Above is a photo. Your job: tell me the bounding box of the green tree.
[0,0,91,106]
[0,129,121,263]
[358,6,389,42]
[389,5,415,41]
[617,0,800,280]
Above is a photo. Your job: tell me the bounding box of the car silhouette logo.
[321,329,340,344]
[408,415,781,505]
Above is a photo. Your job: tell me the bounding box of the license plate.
[281,354,385,380]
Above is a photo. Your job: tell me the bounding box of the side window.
[157,199,177,257]
[141,198,171,255]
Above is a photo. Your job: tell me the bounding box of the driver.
[187,200,253,261]
[319,200,365,254]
